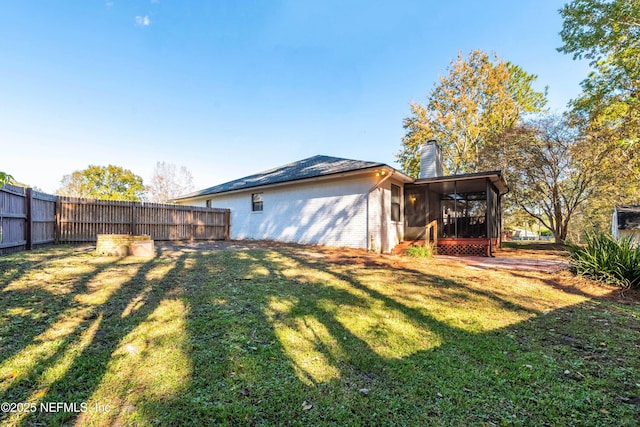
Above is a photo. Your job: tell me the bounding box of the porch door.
[404,187,427,240]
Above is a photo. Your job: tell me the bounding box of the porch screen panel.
[440,191,487,238]
[487,184,499,239]
[405,188,426,227]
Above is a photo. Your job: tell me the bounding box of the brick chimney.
[419,140,443,178]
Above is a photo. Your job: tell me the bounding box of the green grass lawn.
[0,243,639,426]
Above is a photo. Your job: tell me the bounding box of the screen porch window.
[391,184,401,222]
[440,191,487,238]
[252,193,263,212]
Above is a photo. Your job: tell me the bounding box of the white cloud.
[135,15,151,26]
[105,1,114,7]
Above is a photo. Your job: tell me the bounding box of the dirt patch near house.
[154,240,310,252]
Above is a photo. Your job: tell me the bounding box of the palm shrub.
[569,233,640,289]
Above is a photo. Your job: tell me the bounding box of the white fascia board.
[177,166,411,204]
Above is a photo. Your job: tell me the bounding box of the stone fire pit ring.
[96,234,155,257]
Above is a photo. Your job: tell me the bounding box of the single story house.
[612,206,640,245]
[175,141,508,255]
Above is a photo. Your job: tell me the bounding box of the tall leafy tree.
[57,165,146,201]
[562,122,640,240]
[502,115,623,242]
[397,50,547,177]
[559,0,640,147]
[146,161,195,203]
[558,0,640,237]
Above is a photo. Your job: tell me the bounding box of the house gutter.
[366,170,395,252]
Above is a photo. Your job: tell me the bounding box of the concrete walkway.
[436,255,569,273]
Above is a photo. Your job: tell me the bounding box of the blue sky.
[1,0,590,194]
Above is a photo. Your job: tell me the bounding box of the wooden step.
[391,240,427,255]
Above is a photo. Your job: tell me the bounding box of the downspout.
[486,179,494,256]
[454,180,458,238]
[499,181,510,250]
[489,177,510,254]
[366,171,394,252]
[498,185,511,248]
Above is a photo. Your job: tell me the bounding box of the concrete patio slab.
[436,255,569,273]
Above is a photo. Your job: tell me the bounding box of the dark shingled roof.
[177,155,386,199]
[616,206,640,230]
[414,170,508,194]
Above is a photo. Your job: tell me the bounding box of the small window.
[252,193,263,212]
[391,185,401,222]
[205,200,211,208]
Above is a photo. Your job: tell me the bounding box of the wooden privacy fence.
[57,197,230,242]
[0,184,57,254]
[0,184,230,255]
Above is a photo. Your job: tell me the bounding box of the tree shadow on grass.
[3,245,639,426]
[0,246,72,285]
[507,268,623,300]
[0,249,190,426]
[296,248,540,318]
[175,247,639,426]
[0,251,128,383]
[136,248,546,424]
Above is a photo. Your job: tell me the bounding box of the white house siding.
[367,178,405,253]
[384,178,405,252]
[189,175,372,250]
[182,174,405,252]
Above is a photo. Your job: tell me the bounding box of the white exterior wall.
[368,178,405,253]
[181,174,405,252]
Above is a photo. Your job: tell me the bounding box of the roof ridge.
[176,154,388,199]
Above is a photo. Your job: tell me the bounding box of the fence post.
[189,209,194,241]
[26,188,33,250]
[55,198,61,244]
[225,210,231,241]
[131,204,137,235]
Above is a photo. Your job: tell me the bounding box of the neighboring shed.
[612,206,640,244]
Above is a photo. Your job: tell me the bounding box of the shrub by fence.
[0,184,230,255]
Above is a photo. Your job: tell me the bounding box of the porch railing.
[439,215,487,238]
[425,220,438,249]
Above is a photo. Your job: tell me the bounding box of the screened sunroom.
[404,171,508,256]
